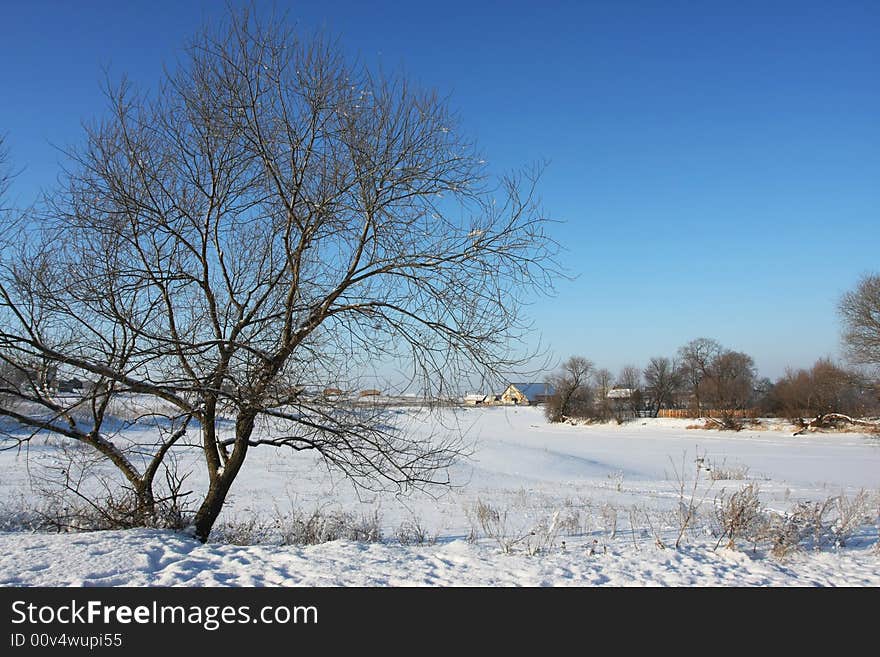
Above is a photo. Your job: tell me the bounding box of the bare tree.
[703,350,756,411]
[0,9,558,541]
[643,357,681,417]
[767,358,875,420]
[545,356,593,422]
[617,365,641,391]
[592,367,614,419]
[839,274,880,369]
[617,364,643,415]
[593,368,613,399]
[677,338,721,416]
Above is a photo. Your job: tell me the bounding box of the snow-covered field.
[1,406,878,586]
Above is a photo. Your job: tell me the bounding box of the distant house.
[322,388,344,400]
[500,382,555,405]
[463,393,488,406]
[57,378,83,394]
[359,389,382,398]
[606,388,634,399]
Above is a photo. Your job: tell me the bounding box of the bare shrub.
[601,503,618,540]
[556,505,584,536]
[466,499,564,555]
[762,511,803,559]
[523,512,562,556]
[875,500,880,556]
[468,499,504,545]
[641,507,667,549]
[0,497,56,532]
[276,510,346,545]
[211,516,273,545]
[714,484,764,550]
[395,518,436,546]
[293,509,383,544]
[212,508,383,545]
[706,458,750,481]
[829,490,874,548]
[605,470,625,493]
[32,488,193,533]
[26,446,195,533]
[626,506,642,551]
[468,499,524,554]
[757,491,877,556]
[669,451,714,548]
[788,498,835,550]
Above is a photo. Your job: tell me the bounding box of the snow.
[1,406,878,586]
[1,529,876,587]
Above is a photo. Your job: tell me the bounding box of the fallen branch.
[793,413,878,436]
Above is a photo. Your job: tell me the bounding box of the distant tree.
[677,338,722,416]
[753,376,774,415]
[545,356,594,422]
[592,367,614,420]
[703,350,756,411]
[643,357,681,417]
[594,368,613,399]
[768,358,875,419]
[839,274,880,370]
[617,364,643,415]
[767,368,810,418]
[0,9,558,541]
[617,365,641,391]
[809,358,857,413]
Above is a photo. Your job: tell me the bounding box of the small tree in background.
[617,364,643,416]
[767,359,875,419]
[592,367,614,420]
[677,338,722,417]
[545,356,594,422]
[702,350,756,411]
[643,357,681,417]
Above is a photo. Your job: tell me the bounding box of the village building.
[500,382,555,405]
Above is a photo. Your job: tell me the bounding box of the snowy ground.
[1,406,878,586]
[1,528,877,587]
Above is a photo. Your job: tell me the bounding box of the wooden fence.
[657,408,759,419]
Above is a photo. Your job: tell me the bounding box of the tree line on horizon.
[545,334,880,425]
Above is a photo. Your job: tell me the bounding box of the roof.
[508,382,555,401]
[607,388,634,399]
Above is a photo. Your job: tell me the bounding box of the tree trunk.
[192,413,254,542]
[134,480,156,523]
[192,478,232,542]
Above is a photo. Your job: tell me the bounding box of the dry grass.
[211,508,383,546]
[706,458,750,481]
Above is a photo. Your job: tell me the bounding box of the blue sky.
[1,0,877,380]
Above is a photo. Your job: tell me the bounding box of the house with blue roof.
[501,382,555,405]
